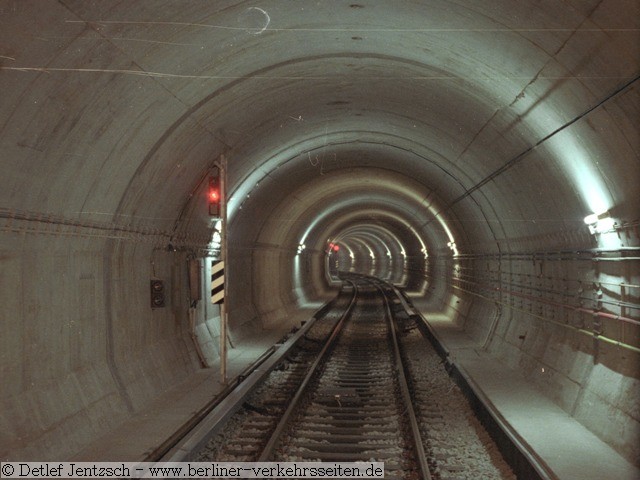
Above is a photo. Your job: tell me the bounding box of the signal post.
[209,156,228,384]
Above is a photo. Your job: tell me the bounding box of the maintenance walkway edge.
[412,308,640,480]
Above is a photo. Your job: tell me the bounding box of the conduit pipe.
[439,74,640,212]
[466,275,640,312]
[456,247,640,259]
[450,285,640,355]
[456,278,640,327]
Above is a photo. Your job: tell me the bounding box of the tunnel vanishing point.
[0,0,639,473]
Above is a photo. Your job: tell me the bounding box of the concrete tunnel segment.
[0,0,638,468]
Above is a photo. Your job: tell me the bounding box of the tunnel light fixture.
[447,241,459,257]
[583,213,600,225]
[421,247,428,258]
[208,220,223,257]
[584,211,615,234]
[297,243,306,255]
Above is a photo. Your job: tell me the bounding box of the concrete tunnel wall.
[0,0,639,465]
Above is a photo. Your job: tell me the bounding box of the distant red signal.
[333,244,340,252]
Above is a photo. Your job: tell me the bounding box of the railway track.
[196,277,430,478]
[193,276,515,479]
[392,303,516,480]
[194,282,357,462]
[259,278,430,479]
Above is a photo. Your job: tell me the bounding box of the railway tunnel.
[0,0,639,477]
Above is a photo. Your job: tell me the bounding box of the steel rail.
[257,280,358,461]
[377,282,433,480]
[147,344,276,461]
[156,286,354,462]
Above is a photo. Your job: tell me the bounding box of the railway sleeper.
[298,417,398,426]
[331,379,390,385]
[295,424,399,434]
[291,432,401,442]
[220,437,268,446]
[239,420,274,430]
[307,406,398,415]
[330,371,391,377]
[288,442,406,454]
[311,398,395,405]
[280,449,409,461]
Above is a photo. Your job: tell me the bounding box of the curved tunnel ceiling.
[0,1,635,280]
[3,0,637,251]
[0,0,637,323]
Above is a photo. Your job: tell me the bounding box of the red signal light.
[208,167,221,216]
[333,244,340,252]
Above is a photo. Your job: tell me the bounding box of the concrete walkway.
[73,331,285,461]
[424,317,640,480]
